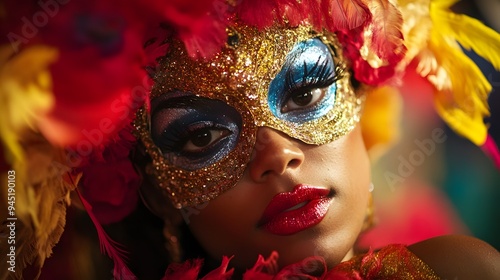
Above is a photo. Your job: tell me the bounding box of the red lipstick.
[259,184,333,235]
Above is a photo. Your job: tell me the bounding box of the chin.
[264,230,351,269]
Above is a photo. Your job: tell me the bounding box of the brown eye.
[282,88,325,113]
[292,91,313,106]
[191,128,212,147]
[183,129,230,152]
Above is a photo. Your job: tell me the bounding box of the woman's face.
[142,27,371,269]
[187,123,371,269]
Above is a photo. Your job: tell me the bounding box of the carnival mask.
[135,23,364,208]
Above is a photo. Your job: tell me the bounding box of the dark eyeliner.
[150,94,243,170]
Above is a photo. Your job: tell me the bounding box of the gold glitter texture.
[135,22,363,208]
[332,244,440,279]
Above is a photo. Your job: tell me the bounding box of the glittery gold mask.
[135,23,364,209]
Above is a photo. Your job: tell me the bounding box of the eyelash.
[284,56,341,95]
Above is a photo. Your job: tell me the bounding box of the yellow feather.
[435,97,487,145]
[431,50,490,145]
[432,5,500,71]
[431,38,491,110]
[0,45,64,279]
[426,3,493,145]
[0,44,57,220]
[432,0,459,9]
[0,134,76,279]
[400,0,498,146]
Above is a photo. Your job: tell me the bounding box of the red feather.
[242,252,279,279]
[76,189,137,280]
[162,256,234,280]
[163,258,203,280]
[179,17,228,59]
[481,134,500,169]
[274,255,327,279]
[302,0,323,31]
[337,28,397,86]
[321,0,371,31]
[236,0,307,29]
[366,0,406,64]
[143,25,172,73]
[202,256,234,280]
[161,0,229,59]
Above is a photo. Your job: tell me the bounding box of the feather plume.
[179,18,227,59]
[243,252,279,279]
[397,0,433,63]
[337,27,398,85]
[420,0,497,146]
[365,0,406,64]
[0,44,56,173]
[321,0,371,31]
[333,0,405,86]
[29,145,75,272]
[202,256,234,280]
[143,24,172,75]
[0,45,69,279]
[0,134,76,279]
[426,36,491,145]
[431,6,500,71]
[235,0,306,29]
[163,258,203,279]
[75,188,137,280]
[280,0,309,27]
[161,0,229,59]
[434,95,488,145]
[302,0,323,30]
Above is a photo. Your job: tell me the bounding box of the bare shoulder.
[407,235,500,279]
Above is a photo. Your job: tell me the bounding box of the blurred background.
[361,0,500,252]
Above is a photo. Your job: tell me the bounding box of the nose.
[248,127,305,183]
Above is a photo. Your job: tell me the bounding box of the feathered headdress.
[0,0,499,278]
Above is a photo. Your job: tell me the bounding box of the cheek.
[308,126,371,257]
[342,128,372,242]
[186,182,264,261]
[308,125,371,199]
[337,126,371,216]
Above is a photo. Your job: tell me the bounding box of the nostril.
[288,159,301,168]
[250,127,305,181]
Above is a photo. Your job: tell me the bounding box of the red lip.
[259,184,333,235]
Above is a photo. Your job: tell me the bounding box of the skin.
[409,235,500,279]
[187,124,372,270]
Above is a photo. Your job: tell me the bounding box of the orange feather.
[366,0,406,64]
